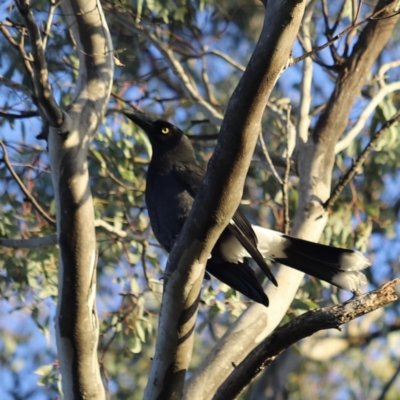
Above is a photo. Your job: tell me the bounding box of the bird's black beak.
[123,110,156,133]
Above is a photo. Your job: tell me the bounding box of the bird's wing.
[174,162,277,286]
[228,211,278,286]
[173,162,205,196]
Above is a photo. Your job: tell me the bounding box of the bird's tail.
[253,226,370,292]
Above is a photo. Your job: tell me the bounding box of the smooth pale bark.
[144,1,306,399]
[46,1,114,398]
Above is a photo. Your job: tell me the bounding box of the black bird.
[124,110,369,307]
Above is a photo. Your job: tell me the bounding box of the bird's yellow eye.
[161,127,170,134]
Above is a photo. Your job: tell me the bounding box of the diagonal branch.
[325,110,400,209]
[0,23,35,89]
[206,49,246,72]
[335,81,400,153]
[42,0,59,50]
[0,140,55,225]
[0,75,34,99]
[214,279,400,400]
[291,3,398,66]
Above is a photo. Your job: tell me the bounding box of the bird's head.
[123,110,183,148]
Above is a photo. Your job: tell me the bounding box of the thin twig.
[141,240,162,303]
[335,81,400,153]
[259,132,283,186]
[0,140,55,225]
[325,110,400,209]
[0,24,35,84]
[282,106,291,234]
[0,110,39,119]
[206,49,246,72]
[15,0,63,126]
[291,4,396,66]
[0,75,33,99]
[94,219,147,242]
[42,0,59,50]
[201,48,219,106]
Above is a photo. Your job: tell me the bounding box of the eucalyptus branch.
[378,60,400,82]
[0,110,39,119]
[0,75,33,99]
[15,0,63,126]
[325,110,400,209]
[140,240,161,303]
[0,140,55,225]
[201,49,218,106]
[42,0,59,50]
[94,219,147,242]
[335,81,400,153]
[206,49,246,72]
[291,4,397,66]
[296,0,315,143]
[0,23,35,87]
[214,279,400,400]
[258,132,283,186]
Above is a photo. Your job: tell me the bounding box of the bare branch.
[207,49,246,72]
[0,110,39,119]
[378,59,400,82]
[214,279,400,400]
[296,0,315,143]
[0,75,33,99]
[141,240,162,303]
[42,0,59,50]
[94,219,146,242]
[0,140,55,225]
[15,0,63,126]
[326,110,400,209]
[0,23,36,89]
[200,48,219,106]
[258,132,283,186]
[335,81,400,153]
[291,4,397,67]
